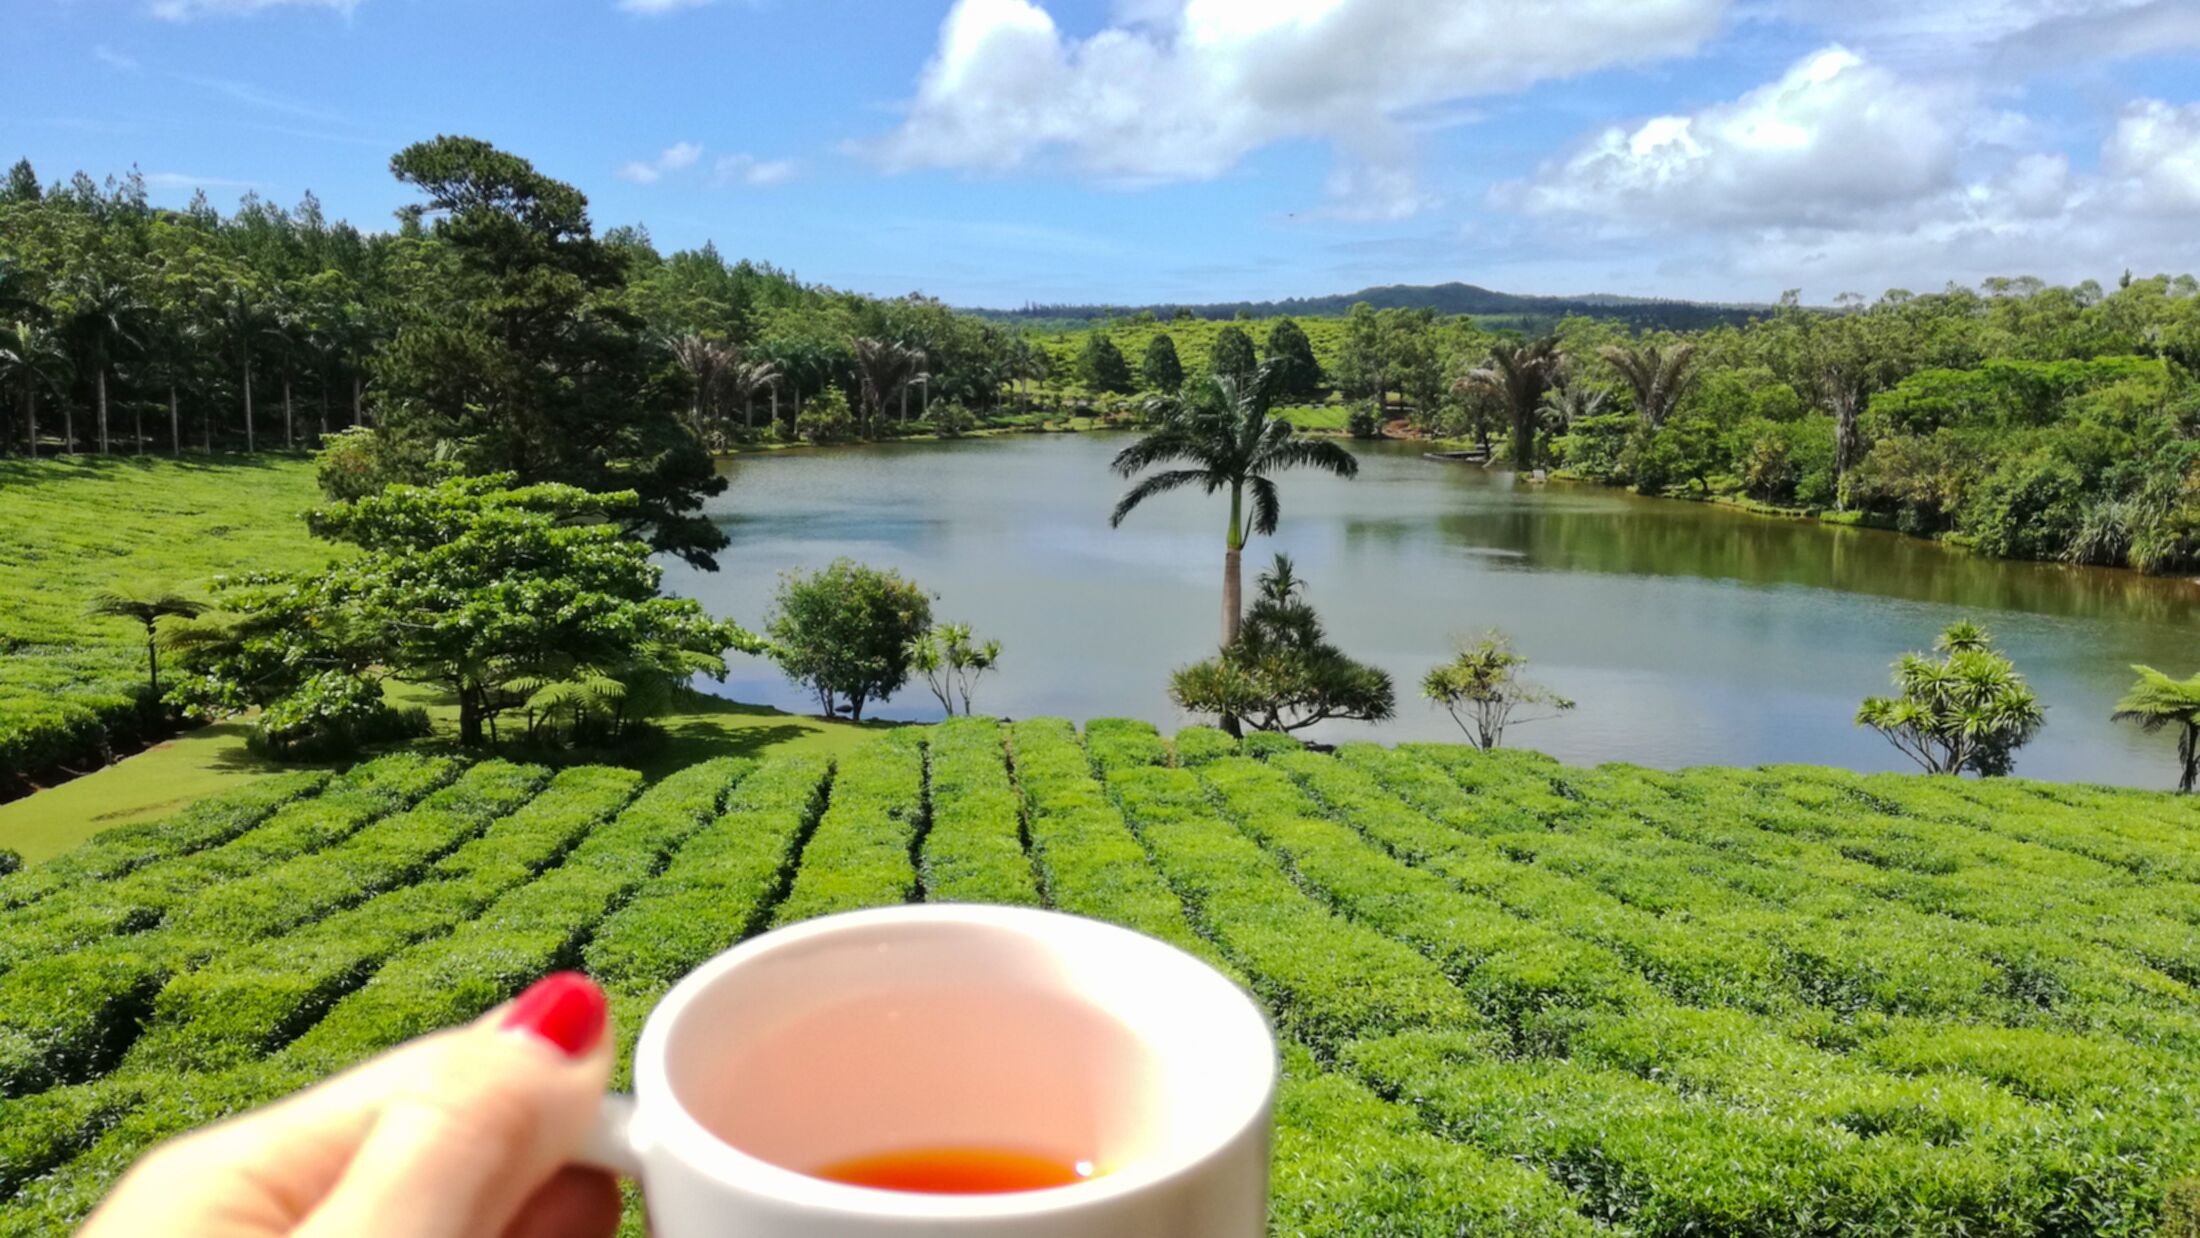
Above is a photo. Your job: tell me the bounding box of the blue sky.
[6,0,2198,307]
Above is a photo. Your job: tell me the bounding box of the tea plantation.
[0,456,332,797]
[5,719,2200,1236]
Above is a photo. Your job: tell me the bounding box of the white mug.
[580,904,1277,1237]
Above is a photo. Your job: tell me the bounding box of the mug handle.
[576,1092,644,1177]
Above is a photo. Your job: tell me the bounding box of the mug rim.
[630,903,1278,1219]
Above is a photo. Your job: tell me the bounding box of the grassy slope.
[0,455,335,784]
[0,453,890,859]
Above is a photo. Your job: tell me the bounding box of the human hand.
[80,973,620,1238]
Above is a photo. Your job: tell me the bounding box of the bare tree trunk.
[24,386,36,460]
[97,367,110,454]
[283,373,294,448]
[243,360,255,452]
[352,374,364,428]
[169,386,180,456]
[133,390,144,455]
[63,399,75,455]
[318,375,328,442]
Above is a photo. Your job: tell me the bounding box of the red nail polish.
[502,972,607,1058]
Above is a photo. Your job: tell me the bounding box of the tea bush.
[5,726,2200,1235]
[0,457,333,795]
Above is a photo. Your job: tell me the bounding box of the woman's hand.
[80,973,620,1238]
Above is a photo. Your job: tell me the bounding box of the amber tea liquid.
[814,1146,1099,1195]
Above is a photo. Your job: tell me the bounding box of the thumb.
[294,973,615,1238]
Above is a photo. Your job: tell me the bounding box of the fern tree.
[85,584,204,713]
[2112,665,2200,793]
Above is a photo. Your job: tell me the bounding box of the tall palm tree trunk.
[318,377,329,442]
[63,399,75,455]
[24,386,36,460]
[283,373,294,447]
[169,386,180,456]
[243,360,255,452]
[133,391,144,455]
[352,374,364,428]
[96,367,110,454]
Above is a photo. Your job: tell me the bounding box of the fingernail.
[501,972,607,1058]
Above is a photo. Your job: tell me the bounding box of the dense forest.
[0,149,1048,555]
[8,148,2200,582]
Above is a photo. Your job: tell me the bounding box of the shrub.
[1170,725,1237,766]
[771,732,927,926]
[586,755,829,990]
[921,719,1041,905]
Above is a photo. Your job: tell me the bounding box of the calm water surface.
[662,435,2200,788]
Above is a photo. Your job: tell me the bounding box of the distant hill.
[968,281,1772,332]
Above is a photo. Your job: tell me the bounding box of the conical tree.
[2112,665,2200,793]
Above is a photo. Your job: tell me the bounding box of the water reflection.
[663,437,2200,788]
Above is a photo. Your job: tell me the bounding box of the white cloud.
[714,154,799,187]
[2102,98,2200,214]
[149,0,357,18]
[1503,42,2200,295]
[1509,47,1965,228]
[617,141,704,185]
[94,46,140,70]
[1752,0,2200,67]
[868,0,1726,193]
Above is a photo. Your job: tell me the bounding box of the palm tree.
[1542,384,1608,430]
[0,318,70,459]
[66,272,145,455]
[852,337,923,433]
[2112,665,2200,793]
[1458,337,1561,467]
[721,358,781,432]
[219,284,266,451]
[1599,340,1700,432]
[85,584,205,716]
[665,333,728,438]
[1111,361,1359,651]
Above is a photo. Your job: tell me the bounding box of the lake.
[662,434,2200,788]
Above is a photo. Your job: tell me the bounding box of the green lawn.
[6,723,2200,1235]
[0,454,334,792]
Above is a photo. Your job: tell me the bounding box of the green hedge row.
[0,754,460,974]
[1229,754,1661,1031]
[122,766,630,1075]
[0,770,333,911]
[0,687,151,803]
[586,755,830,992]
[166,760,549,947]
[1014,724,1595,1236]
[1345,1027,2184,1238]
[1270,1043,1602,1238]
[771,732,927,927]
[1007,719,1221,967]
[1104,762,1471,1051]
[280,762,745,1073]
[920,719,1040,906]
[0,1061,312,1236]
[1169,725,1237,767]
[1082,716,1167,774]
[0,762,735,1226]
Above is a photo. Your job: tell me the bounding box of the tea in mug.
[815,1146,1099,1195]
